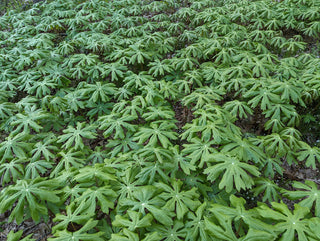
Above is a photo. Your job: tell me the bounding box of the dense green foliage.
[0,0,27,13]
[1,0,320,240]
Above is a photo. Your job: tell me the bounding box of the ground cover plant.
[1,0,320,240]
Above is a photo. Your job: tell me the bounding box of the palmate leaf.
[108,100,129,116]
[259,157,283,179]
[0,102,16,120]
[156,180,201,220]
[185,202,213,241]
[183,69,204,88]
[151,220,187,241]
[57,122,97,150]
[87,64,104,82]
[74,186,117,214]
[277,59,300,80]
[224,65,252,79]
[15,96,38,111]
[6,230,35,241]
[182,87,224,109]
[113,210,153,231]
[192,105,232,126]
[110,229,160,241]
[201,62,224,84]
[64,90,86,112]
[81,82,117,103]
[213,47,234,65]
[252,178,281,203]
[198,120,231,143]
[148,59,173,77]
[0,177,60,224]
[30,136,58,161]
[244,89,280,111]
[50,148,85,177]
[182,138,218,168]
[167,145,196,177]
[121,98,145,117]
[48,219,104,241]
[0,133,32,162]
[279,127,302,150]
[205,212,276,241]
[141,83,165,106]
[4,0,320,240]
[258,202,319,241]
[263,103,297,122]
[223,100,253,119]
[134,121,178,148]
[142,105,175,121]
[60,183,87,203]
[11,107,49,134]
[99,113,136,139]
[123,71,153,90]
[87,146,108,164]
[106,133,141,158]
[120,186,173,226]
[281,40,307,54]
[308,219,320,241]
[135,160,170,184]
[204,153,260,193]
[27,79,57,98]
[115,87,133,101]
[209,195,273,234]
[73,163,116,183]
[262,133,290,157]
[264,118,285,133]
[174,56,199,71]
[221,137,266,164]
[0,158,25,185]
[116,168,141,200]
[283,180,320,217]
[57,41,75,55]
[269,81,305,106]
[101,62,128,82]
[180,122,202,142]
[64,53,99,68]
[127,45,151,65]
[52,201,93,233]
[25,159,53,179]
[297,143,320,169]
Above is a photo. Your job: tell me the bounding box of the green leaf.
[297,143,320,169]
[0,133,32,162]
[186,202,212,241]
[73,164,116,183]
[283,180,320,217]
[7,230,35,241]
[134,121,177,148]
[48,219,104,241]
[258,202,315,241]
[99,113,136,139]
[0,178,60,224]
[74,186,117,214]
[57,122,97,150]
[120,186,173,225]
[113,210,153,231]
[252,178,281,203]
[204,153,260,193]
[156,180,201,220]
[52,201,93,233]
[0,158,25,185]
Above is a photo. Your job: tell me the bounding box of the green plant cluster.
[1,0,320,240]
[0,0,27,14]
